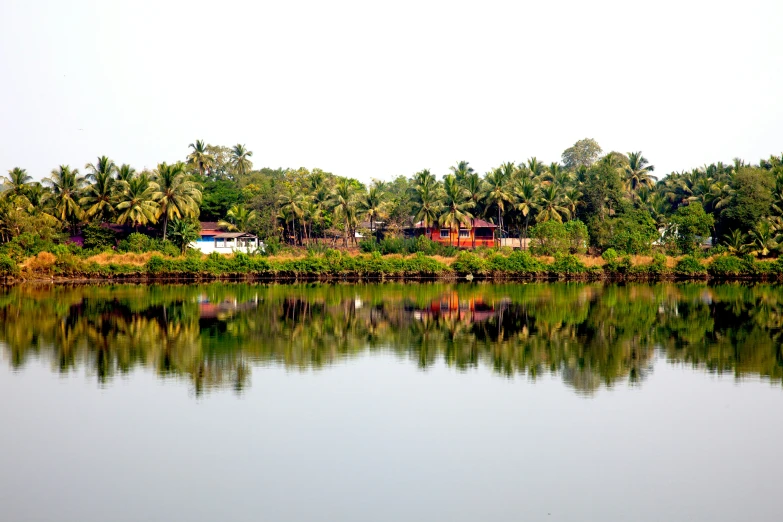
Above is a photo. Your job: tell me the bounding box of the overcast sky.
[1,0,781,183]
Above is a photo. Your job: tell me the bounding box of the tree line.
[3,138,783,256]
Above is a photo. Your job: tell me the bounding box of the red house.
[411,219,498,248]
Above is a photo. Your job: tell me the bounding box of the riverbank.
[2,249,782,283]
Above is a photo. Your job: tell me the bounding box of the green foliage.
[486,251,546,275]
[82,223,117,250]
[666,203,714,254]
[674,255,707,276]
[530,221,569,256]
[451,251,487,275]
[722,167,774,232]
[563,220,588,254]
[0,254,19,276]
[359,236,457,256]
[598,210,659,254]
[707,255,748,277]
[550,254,589,275]
[118,233,180,256]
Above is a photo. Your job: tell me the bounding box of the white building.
[191,222,263,254]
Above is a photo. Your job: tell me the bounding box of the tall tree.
[412,182,441,241]
[482,167,512,245]
[2,167,33,197]
[514,178,539,241]
[115,173,160,230]
[561,138,602,169]
[330,179,355,247]
[230,144,254,177]
[80,169,116,222]
[359,184,385,240]
[44,165,85,230]
[536,184,570,223]
[187,140,215,177]
[116,164,136,183]
[153,162,202,239]
[440,174,474,247]
[450,161,474,185]
[623,151,656,197]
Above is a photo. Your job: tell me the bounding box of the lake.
[0,282,781,521]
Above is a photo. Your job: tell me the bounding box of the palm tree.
[359,185,385,240]
[624,151,656,197]
[79,170,115,222]
[463,173,483,248]
[526,157,546,179]
[278,185,307,244]
[412,182,441,241]
[230,144,253,177]
[747,220,780,257]
[450,161,474,185]
[153,162,202,240]
[439,175,474,247]
[116,164,136,183]
[482,167,512,245]
[2,167,33,196]
[514,178,538,241]
[115,173,160,230]
[44,165,85,230]
[330,179,355,247]
[85,156,117,180]
[723,229,747,255]
[167,217,199,254]
[536,184,570,223]
[218,205,257,233]
[187,140,214,177]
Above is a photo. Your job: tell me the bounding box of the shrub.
[451,251,487,275]
[530,221,569,256]
[666,203,714,254]
[0,254,19,276]
[564,220,589,254]
[26,251,57,274]
[550,254,588,275]
[674,255,707,276]
[707,255,746,277]
[82,224,117,250]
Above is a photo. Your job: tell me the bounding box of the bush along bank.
[3,250,783,282]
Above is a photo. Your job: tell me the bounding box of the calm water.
[0,282,781,521]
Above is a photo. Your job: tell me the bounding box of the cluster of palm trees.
[1,156,202,239]
[409,153,658,245]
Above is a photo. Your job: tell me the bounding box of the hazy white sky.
[1,0,781,183]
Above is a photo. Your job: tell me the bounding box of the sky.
[1,0,782,183]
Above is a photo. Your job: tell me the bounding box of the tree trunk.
[343,219,348,248]
[162,212,168,240]
[472,217,475,249]
[497,207,502,249]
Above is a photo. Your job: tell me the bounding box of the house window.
[215,238,226,248]
[475,228,493,238]
[459,229,470,238]
[440,229,450,238]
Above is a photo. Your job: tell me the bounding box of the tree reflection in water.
[1,282,781,395]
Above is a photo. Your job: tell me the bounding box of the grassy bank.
[2,248,783,283]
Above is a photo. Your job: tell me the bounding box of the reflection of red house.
[411,219,497,248]
[414,292,498,323]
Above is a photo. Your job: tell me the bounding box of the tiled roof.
[412,219,497,228]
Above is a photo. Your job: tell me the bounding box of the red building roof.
[412,219,497,229]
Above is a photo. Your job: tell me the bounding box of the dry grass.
[576,255,605,267]
[86,251,160,266]
[22,252,57,273]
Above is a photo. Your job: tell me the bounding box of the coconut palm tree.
[85,156,117,180]
[2,167,33,196]
[44,165,85,230]
[526,157,546,179]
[115,173,160,230]
[514,178,539,241]
[116,164,136,183]
[278,185,307,244]
[747,220,780,257]
[439,174,474,247]
[358,185,385,240]
[329,179,355,247]
[152,162,202,240]
[450,161,474,185]
[230,144,253,177]
[412,182,441,241]
[536,184,570,223]
[219,205,257,233]
[187,140,214,177]
[481,167,512,245]
[167,217,199,254]
[462,172,483,248]
[723,229,747,255]
[79,170,116,222]
[624,151,656,197]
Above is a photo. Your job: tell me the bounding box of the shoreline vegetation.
[3,248,783,283]
[3,138,783,283]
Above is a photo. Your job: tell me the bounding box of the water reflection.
[1,282,782,395]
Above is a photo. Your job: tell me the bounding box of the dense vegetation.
[2,138,783,279]
[2,283,781,395]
